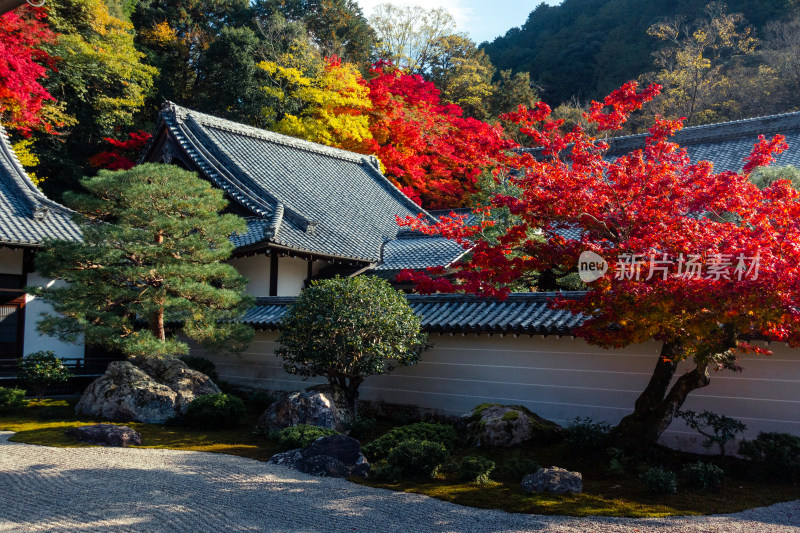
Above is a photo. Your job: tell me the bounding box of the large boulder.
[267,434,369,478]
[65,424,142,447]
[462,404,561,447]
[129,356,219,413]
[76,357,220,424]
[256,385,352,434]
[521,466,583,494]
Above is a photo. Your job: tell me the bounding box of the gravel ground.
[0,431,798,533]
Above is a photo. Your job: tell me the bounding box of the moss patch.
[501,411,520,422]
[0,399,280,462]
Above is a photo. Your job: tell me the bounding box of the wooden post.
[269,250,278,296]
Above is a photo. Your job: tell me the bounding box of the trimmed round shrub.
[179,355,219,382]
[375,439,449,481]
[363,422,458,461]
[681,461,724,490]
[458,455,495,484]
[739,432,800,482]
[17,351,72,400]
[183,393,246,429]
[0,387,25,414]
[640,467,677,495]
[272,424,339,451]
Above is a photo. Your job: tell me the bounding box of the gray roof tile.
[243,292,586,334]
[0,125,81,247]
[374,231,469,271]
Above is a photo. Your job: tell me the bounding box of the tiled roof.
[373,230,469,271]
[0,125,81,247]
[607,111,800,172]
[152,103,456,264]
[242,292,586,335]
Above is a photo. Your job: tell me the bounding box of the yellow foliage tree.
[643,2,757,125]
[259,56,372,150]
[12,139,44,187]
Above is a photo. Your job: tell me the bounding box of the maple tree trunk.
[610,341,711,451]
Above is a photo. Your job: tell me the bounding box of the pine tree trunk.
[151,306,166,342]
[151,231,166,343]
[609,341,711,451]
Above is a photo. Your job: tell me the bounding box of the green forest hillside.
[483,0,798,105]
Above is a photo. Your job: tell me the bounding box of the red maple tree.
[360,62,514,209]
[0,7,58,135]
[89,130,152,170]
[400,82,800,450]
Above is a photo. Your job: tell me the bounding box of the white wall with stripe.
[195,331,800,453]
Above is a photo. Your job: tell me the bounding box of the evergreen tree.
[32,163,254,358]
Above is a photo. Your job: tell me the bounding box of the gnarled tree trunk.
[610,341,711,451]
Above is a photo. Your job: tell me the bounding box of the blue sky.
[356,1,562,44]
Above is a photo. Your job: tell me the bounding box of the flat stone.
[521,466,583,494]
[65,424,142,447]
[267,435,369,478]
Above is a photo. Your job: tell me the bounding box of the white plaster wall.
[0,248,22,274]
[196,331,800,454]
[229,255,327,297]
[229,255,271,296]
[277,256,309,297]
[23,271,84,359]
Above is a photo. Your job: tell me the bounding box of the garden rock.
[65,424,142,447]
[267,434,369,478]
[256,385,352,434]
[75,357,220,424]
[463,404,561,447]
[129,355,220,412]
[521,466,583,494]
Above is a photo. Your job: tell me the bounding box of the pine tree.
[33,163,254,358]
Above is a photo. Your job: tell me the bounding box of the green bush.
[346,415,376,439]
[246,389,273,412]
[363,422,458,461]
[563,417,611,456]
[640,467,677,495]
[17,351,72,400]
[497,456,541,482]
[739,432,800,482]
[179,355,219,382]
[183,393,246,429]
[677,410,746,456]
[681,461,724,490]
[272,424,339,451]
[0,387,25,414]
[375,439,449,481]
[458,455,495,484]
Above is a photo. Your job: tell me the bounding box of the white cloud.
[356,0,474,33]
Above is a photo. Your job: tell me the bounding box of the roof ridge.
[606,110,800,152]
[163,102,369,165]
